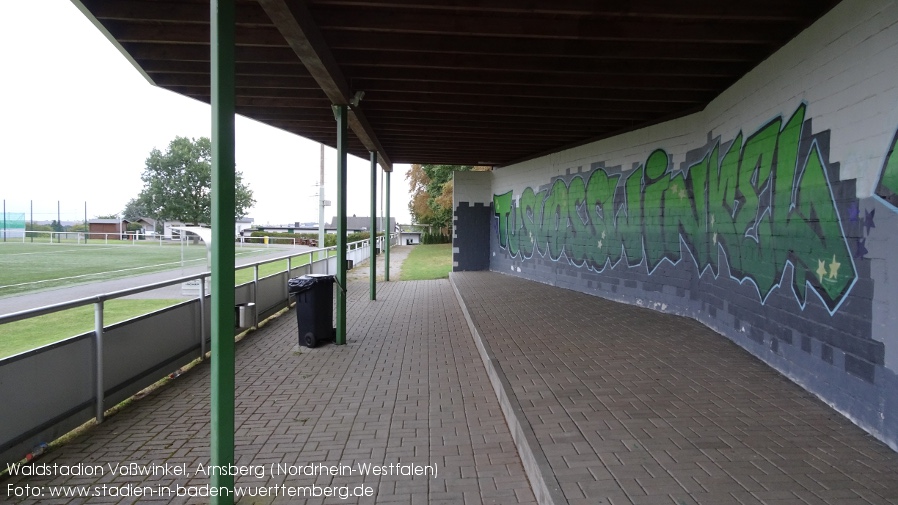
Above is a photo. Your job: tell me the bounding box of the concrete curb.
[449,272,566,505]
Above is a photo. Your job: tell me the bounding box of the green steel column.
[385,170,390,281]
[369,151,377,300]
[335,105,348,344]
[210,0,236,502]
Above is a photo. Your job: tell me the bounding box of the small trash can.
[235,302,256,329]
[288,274,335,348]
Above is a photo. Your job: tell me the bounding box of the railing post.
[94,300,105,423]
[199,277,206,360]
[253,264,259,328]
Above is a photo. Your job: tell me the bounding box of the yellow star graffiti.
[816,259,827,283]
[828,254,841,280]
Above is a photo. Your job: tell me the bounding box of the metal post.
[200,277,206,360]
[84,202,88,243]
[385,171,391,281]
[370,151,377,300]
[210,0,236,501]
[3,199,6,242]
[319,143,325,249]
[334,104,348,345]
[253,265,259,328]
[94,301,105,423]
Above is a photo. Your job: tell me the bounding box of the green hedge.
[421,232,451,244]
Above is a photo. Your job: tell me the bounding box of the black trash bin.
[288,274,335,348]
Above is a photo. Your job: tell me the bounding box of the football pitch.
[0,240,311,358]
[0,240,277,298]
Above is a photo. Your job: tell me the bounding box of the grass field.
[400,243,453,280]
[0,241,279,297]
[0,299,182,359]
[0,242,333,358]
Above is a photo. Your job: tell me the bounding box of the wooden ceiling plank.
[334,50,749,78]
[311,6,804,44]
[345,67,730,91]
[309,0,829,22]
[82,0,273,25]
[350,78,716,103]
[326,31,770,62]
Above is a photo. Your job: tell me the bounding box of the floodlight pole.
[210,0,236,503]
[319,142,325,248]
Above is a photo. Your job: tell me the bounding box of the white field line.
[0,248,272,291]
[0,246,119,256]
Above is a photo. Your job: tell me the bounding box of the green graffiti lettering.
[709,134,742,274]
[772,105,807,299]
[543,179,569,260]
[585,167,620,267]
[734,119,780,297]
[566,176,591,266]
[675,146,714,269]
[519,187,542,257]
[617,166,645,265]
[491,104,857,312]
[493,191,512,250]
[643,150,672,268]
[789,144,855,303]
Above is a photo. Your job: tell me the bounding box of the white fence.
[0,234,395,467]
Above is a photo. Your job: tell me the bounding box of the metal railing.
[0,233,395,467]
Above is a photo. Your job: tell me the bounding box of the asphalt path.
[0,244,316,316]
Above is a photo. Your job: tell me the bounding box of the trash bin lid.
[288,274,335,293]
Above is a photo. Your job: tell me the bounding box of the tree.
[122,198,149,221]
[132,136,255,225]
[406,164,490,234]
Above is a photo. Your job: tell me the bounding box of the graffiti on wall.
[494,104,858,313]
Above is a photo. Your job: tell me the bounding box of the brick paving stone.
[4,268,535,504]
[452,271,898,505]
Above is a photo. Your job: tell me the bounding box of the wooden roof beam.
[258,0,392,171]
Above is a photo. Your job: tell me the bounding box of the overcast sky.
[0,0,411,226]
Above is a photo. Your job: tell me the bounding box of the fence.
[0,234,395,467]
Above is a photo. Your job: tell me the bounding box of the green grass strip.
[399,243,453,280]
[0,299,182,359]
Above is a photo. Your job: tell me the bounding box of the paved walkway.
[5,262,898,504]
[451,271,898,505]
[3,262,536,503]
